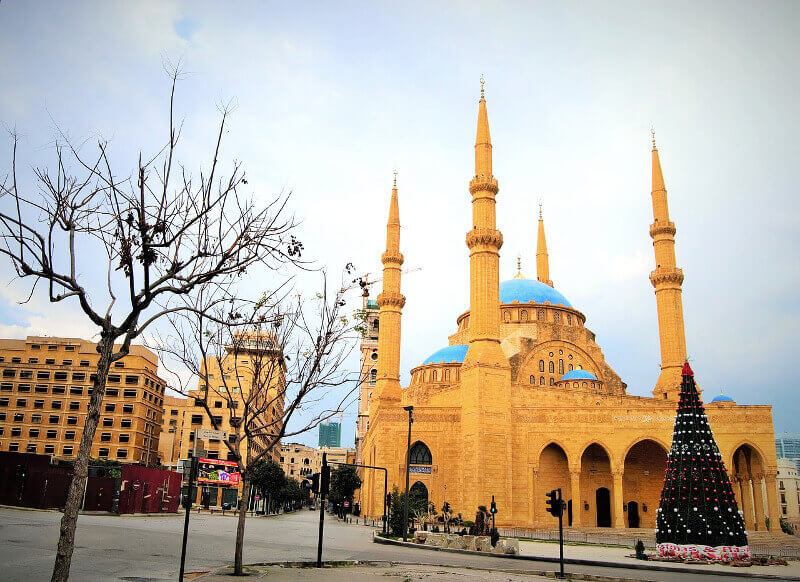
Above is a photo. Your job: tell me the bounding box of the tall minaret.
[460,78,512,523]
[536,204,553,287]
[373,173,405,404]
[649,133,687,399]
[463,77,506,365]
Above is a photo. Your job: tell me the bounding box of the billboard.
[197,458,241,486]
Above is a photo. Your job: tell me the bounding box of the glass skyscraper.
[318,421,342,448]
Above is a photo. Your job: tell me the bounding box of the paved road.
[0,507,783,581]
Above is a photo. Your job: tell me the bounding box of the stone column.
[570,469,582,527]
[612,470,625,529]
[764,472,781,532]
[740,477,756,531]
[752,474,765,531]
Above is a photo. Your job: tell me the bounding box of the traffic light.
[320,465,330,496]
[545,489,562,517]
[490,497,497,515]
[309,473,320,494]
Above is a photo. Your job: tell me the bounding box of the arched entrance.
[595,488,611,527]
[732,444,766,531]
[410,481,429,506]
[579,443,613,527]
[623,439,667,529]
[537,443,570,525]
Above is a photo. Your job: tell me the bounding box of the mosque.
[357,84,779,532]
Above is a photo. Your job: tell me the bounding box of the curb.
[0,505,178,517]
[373,533,800,581]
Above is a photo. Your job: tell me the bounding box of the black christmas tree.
[656,362,748,554]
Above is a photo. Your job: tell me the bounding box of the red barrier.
[118,465,181,514]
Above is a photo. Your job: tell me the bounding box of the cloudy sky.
[1,1,798,445]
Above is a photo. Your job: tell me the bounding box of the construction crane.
[340,267,422,297]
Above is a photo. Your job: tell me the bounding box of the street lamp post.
[402,405,414,542]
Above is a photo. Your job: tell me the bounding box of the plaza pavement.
[0,506,795,581]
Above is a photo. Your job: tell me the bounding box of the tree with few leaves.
[328,464,361,508]
[0,69,302,582]
[153,270,360,575]
[249,459,287,514]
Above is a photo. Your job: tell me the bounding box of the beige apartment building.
[158,332,284,507]
[0,336,165,463]
[777,457,800,531]
[279,443,354,479]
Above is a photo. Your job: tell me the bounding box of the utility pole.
[316,452,330,567]
[402,405,414,542]
[179,437,200,581]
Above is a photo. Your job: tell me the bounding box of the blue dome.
[499,278,572,307]
[711,394,735,403]
[422,344,469,365]
[561,369,597,381]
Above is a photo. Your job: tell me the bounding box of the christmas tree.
[655,362,750,562]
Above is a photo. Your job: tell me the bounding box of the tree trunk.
[51,334,114,582]
[233,449,252,575]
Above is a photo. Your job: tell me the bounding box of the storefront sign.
[197,458,241,485]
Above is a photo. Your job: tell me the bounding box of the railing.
[497,528,800,559]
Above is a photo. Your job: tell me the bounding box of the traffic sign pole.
[557,488,564,579]
[316,452,327,567]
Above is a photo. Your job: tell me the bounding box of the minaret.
[460,78,512,523]
[649,132,687,399]
[463,77,506,365]
[536,204,553,287]
[373,172,405,404]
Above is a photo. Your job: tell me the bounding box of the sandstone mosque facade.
[357,84,779,532]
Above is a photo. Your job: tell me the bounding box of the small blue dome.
[711,394,735,403]
[422,344,469,365]
[499,278,572,307]
[561,369,597,381]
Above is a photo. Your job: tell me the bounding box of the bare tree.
[0,72,304,582]
[153,273,361,575]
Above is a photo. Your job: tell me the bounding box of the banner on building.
[197,458,241,485]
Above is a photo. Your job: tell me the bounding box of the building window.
[70,387,83,395]
[52,386,65,395]
[123,404,134,413]
[64,431,76,440]
[106,389,118,397]
[31,414,41,424]
[105,403,116,413]
[69,401,80,411]
[125,375,139,385]
[46,430,57,439]
[558,359,564,374]
[548,362,554,373]
[108,375,121,383]
[11,427,21,437]
[102,418,113,427]
[19,370,32,378]
[566,314,572,325]
[553,312,561,323]
[35,385,49,394]
[47,345,57,351]
[191,414,202,425]
[100,432,111,442]
[409,441,432,465]
[529,375,535,384]
[123,389,137,398]
[503,310,510,322]
[72,373,85,381]
[2,370,16,379]
[26,444,37,453]
[121,418,132,428]
[550,378,555,386]
[62,445,74,455]
[49,415,59,424]
[29,428,40,438]
[37,371,50,380]
[98,448,109,458]
[0,398,8,407]
[16,398,27,407]
[117,449,128,459]
[54,372,68,381]
[13,412,24,422]
[540,376,545,385]
[9,442,19,452]
[0,383,10,392]
[65,346,75,352]
[520,309,528,322]
[568,364,574,371]
[79,361,90,367]
[34,399,44,409]
[17,384,30,393]
[369,369,377,385]
[67,416,78,426]
[119,434,130,443]
[44,444,55,455]
[537,308,545,321]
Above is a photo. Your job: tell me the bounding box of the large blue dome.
[499,278,572,307]
[422,344,469,365]
[561,369,597,381]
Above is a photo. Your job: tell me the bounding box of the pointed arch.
[409,441,432,465]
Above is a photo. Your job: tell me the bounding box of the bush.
[780,518,795,535]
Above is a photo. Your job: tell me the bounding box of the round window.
[370,350,378,361]
[549,352,554,357]
[559,349,563,355]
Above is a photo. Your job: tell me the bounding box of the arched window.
[539,376,545,385]
[529,375,535,384]
[503,310,511,322]
[369,369,377,385]
[372,319,379,331]
[548,361,555,373]
[455,369,460,381]
[410,481,429,505]
[432,369,438,382]
[582,381,588,387]
[520,309,528,322]
[549,377,555,386]
[566,314,572,325]
[558,359,564,374]
[409,441,432,465]
[573,382,578,389]
[539,360,545,372]
[568,364,574,371]
[537,308,545,321]
[444,368,450,381]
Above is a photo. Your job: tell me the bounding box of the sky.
[0,1,798,446]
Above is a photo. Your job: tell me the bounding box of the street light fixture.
[402,405,414,542]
